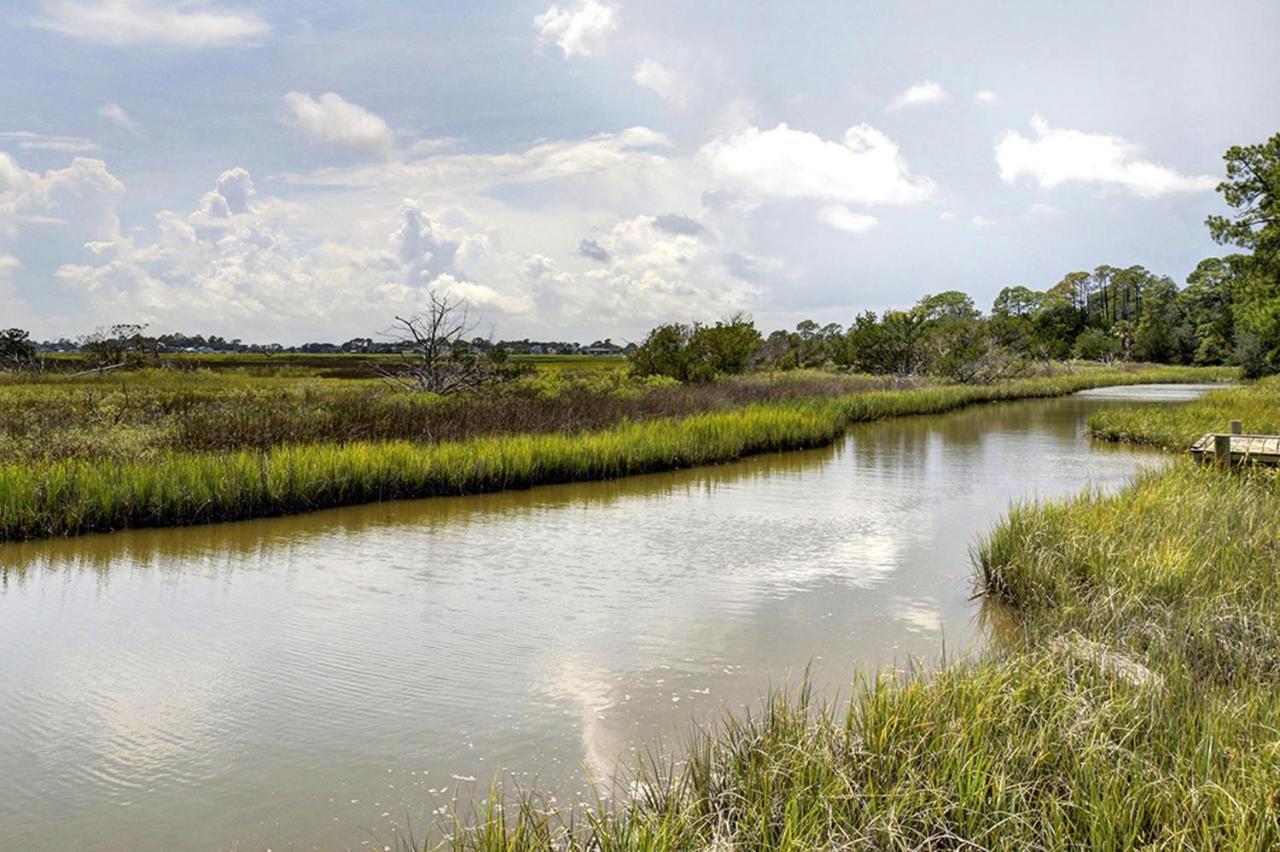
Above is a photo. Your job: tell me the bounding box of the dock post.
[1215,433,1232,468]
[1230,420,1243,435]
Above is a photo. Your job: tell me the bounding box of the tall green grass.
[0,367,1227,542]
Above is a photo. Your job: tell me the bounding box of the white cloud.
[35,0,269,48]
[525,213,761,327]
[888,80,947,110]
[51,133,760,340]
[98,102,142,135]
[633,59,693,108]
[996,115,1217,198]
[0,255,23,320]
[54,170,448,334]
[973,89,999,106]
[195,166,255,217]
[970,214,995,227]
[815,205,878,234]
[701,123,935,206]
[283,125,674,193]
[283,92,395,158]
[0,151,125,239]
[534,0,617,58]
[0,131,97,153]
[939,210,955,222]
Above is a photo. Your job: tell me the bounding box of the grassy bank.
[1089,375,1280,449]
[0,366,1226,542]
[422,379,1280,850]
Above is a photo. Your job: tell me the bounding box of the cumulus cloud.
[0,255,23,319]
[651,213,703,236]
[578,238,610,262]
[0,131,97,153]
[35,0,269,48]
[0,151,125,238]
[973,89,999,106]
[970,214,996,227]
[996,115,1217,198]
[54,165,755,339]
[98,102,143,134]
[701,123,935,206]
[534,0,617,58]
[815,205,878,234]
[526,213,761,327]
[633,59,692,108]
[46,123,773,340]
[53,170,491,335]
[284,92,396,158]
[192,166,255,218]
[888,80,947,110]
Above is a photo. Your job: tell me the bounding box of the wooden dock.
[1191,421,1280,466]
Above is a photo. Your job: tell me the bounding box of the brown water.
[0,385,1214,851]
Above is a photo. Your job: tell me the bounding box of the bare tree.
[378,291,514,394]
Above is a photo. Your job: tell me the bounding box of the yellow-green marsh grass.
[0,364,1231,541]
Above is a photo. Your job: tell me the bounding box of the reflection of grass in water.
[0,366,1231,542]
[420,382,1280,850]
[0,438,843,578]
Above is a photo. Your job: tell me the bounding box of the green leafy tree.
[1178,256,1243,364]
[1206,133,1280,376]
[1073,327,1120,363]
[688,315,763,376]
[1133,276,1183,363]
[631,316,763,382]
[0,328,36,370]
[846,309,928,376]
[630,323,705,382]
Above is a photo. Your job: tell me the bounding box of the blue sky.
[1,0,1276,342]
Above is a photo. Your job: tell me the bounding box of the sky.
[0,0,1277,344]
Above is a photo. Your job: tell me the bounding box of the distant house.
[581,344,624,356]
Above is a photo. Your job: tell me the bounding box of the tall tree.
[1206,133,1280,376]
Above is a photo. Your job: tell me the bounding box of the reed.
[0,366,1229,542]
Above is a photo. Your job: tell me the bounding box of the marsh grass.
[0,366,1227,541]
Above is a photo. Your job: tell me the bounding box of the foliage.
[0,328,36,371]
[1205,133,1280,376]
[630,316,762,382]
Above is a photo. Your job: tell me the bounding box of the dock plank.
[1190,432,1280,465]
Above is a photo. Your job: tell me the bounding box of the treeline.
[628,260,1252,385]
[633,132,1280,383]
[20,331,625,358]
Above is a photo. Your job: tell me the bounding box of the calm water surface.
[0,385,1214,850]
